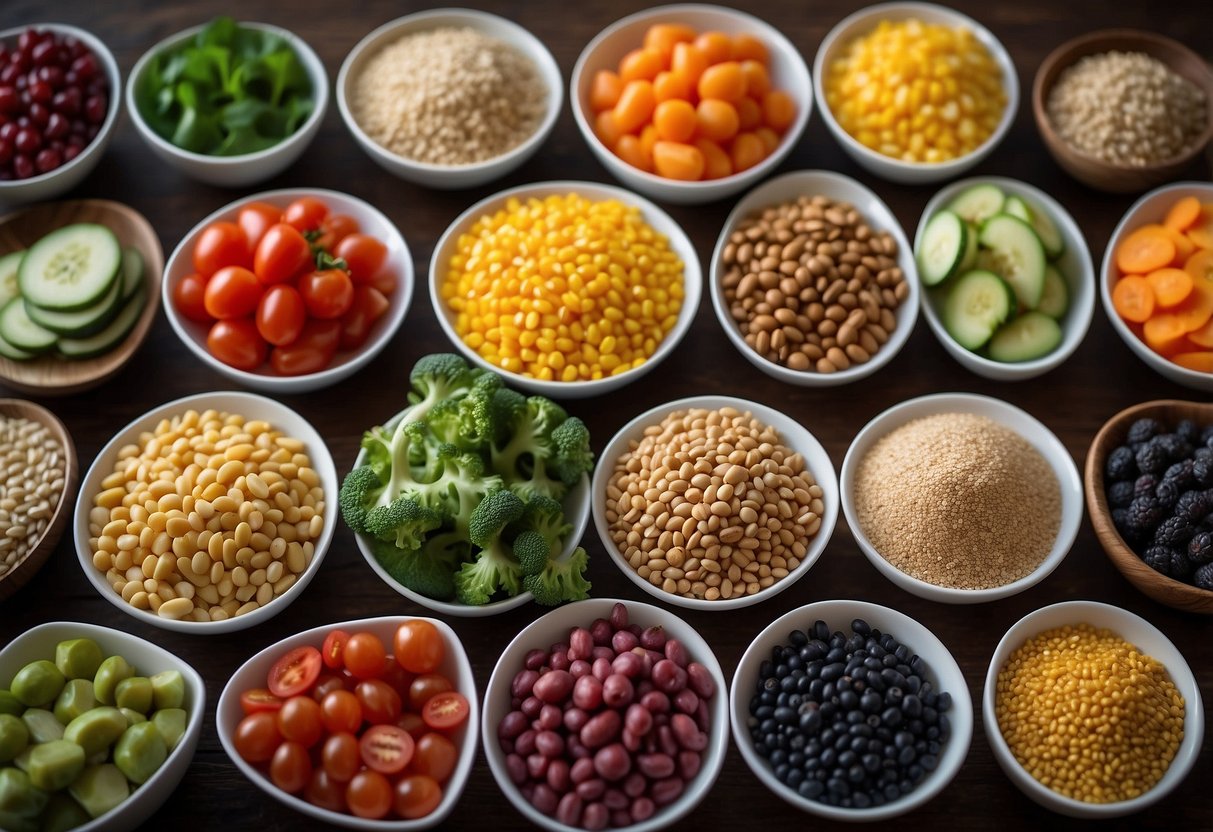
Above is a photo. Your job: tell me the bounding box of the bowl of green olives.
[0,621,204,831]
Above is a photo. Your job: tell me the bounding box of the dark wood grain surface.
[1,1,1210,830]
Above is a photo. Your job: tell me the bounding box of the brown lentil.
[87,409,324,622]
[854,412,1059,589]
[995,624,1184,803]
[0,415,66,577]
[605,406,823,601]
[721,194,906,374]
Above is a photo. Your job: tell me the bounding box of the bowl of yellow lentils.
[812,2,1017,184]
[429,180,702,399]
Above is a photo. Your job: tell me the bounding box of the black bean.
[821,663,845,682]
[800,778,825,799]
[789,629,808,647]
[937,691,952,712]
[902,695,922,718]
[812,621,830,641]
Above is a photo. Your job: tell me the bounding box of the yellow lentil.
[441,193,684,381]
[995,624,1184,804]
[824,19,1006,164]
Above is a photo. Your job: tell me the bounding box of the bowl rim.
[73,389,338,633]
[811,0,1019,175]
[590,393,839,610]
[980,599,1205,817]
[125,19,329,166]
[428,179,702,397]
[216,614,478,830]
[0,23,121,190]
[708,168,920,385]
[335,7,564,175]
[569,2,814,193]
[840,391,1083,603]
[729,598,973,821]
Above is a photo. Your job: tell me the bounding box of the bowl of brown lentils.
[711,170,919,385]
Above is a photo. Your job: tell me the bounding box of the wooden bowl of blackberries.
[1086,400,1213,614]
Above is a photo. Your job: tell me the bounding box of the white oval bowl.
[813,2,1018,185]
[217,615,477,829]
[731,599,973,821]
[592,395,838,610]
[571,3,813,205]
[840,392,1082,603]
[482,598,729,832]
[74,390,338,633]
[430,180,701,399]
[915,176,1095,381]
[162,188,412,394]
[0,620,205,831]
[983,600,1203,818]
[710,169,920,385]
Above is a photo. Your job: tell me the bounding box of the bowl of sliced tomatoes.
[164,189,412,393]
[218,616,477,828]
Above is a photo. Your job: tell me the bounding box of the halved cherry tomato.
[255,284,306,346]
[395,711,428,741]
[238,202,284,251]
[204,266,263,320]
[315,213,360,251]
[267,645,322,698]
[283,196,329,233]
[278,695,324,748]
[335,233,388,284]
[359,724,415,775]
[173,273,211,323]
[408,674,453,712]
[394,620,445,674]
[344,632,387,679]
[394,775,442,820]
[300,268,354,319]
[339,286,390,351]
[412,732,458,783]
[421,691,469,731]
[270,741,312,794]
[355,679,402,726]
[322,629,351,670]
[193,221,250,278]
[240,688,284,715]
[207,318,268,371]
[371,269,397,296]
[270,318,340,376]
[254,223,312,285]
[305,769,347,813]
[347,770,393,819]
[321,690,362,734]
[233,711,282,763]
[322,732,361,782]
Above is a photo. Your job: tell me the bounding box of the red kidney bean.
[569,659,591,679]
[627,623,643,637]
[570,757,595,784]
[506,753,527,785]
[512,669,539,699]
[591,618,612,646]
[612,630,639,653]
[602,787,628,810]
[563,707,589,733]
[556,792,583,827]
[593,743,631,781]
[640,690,670,714]
[621,728,641,752]
[635,679,654,698]
[524,648,546,671]
[695,698,711,733]
[631,647,654,676]
[575,777,605,800]
[622,771,646,798]
[521,696,543,719]
[651,776,685,806]
[536,730,564,758]
[611,809,631,827]
[569,627,594,661]
[631,797,656,822]
[625,703,653,737]
[567,735,590,759]
[591,657,612,681]
[547,758,570,793]
[665,638,690,668]
[687,662,716,699]
[573,674,603,710]
[611,651,642,678]
[637,752,675,779]
[582,802,609,830]
[652,659,688,694]
[678,750,701,780]
[640,625,667,650]
[579,710,620,749]
[602,674,634,708]
[671,714,707,751]
[537,704,562,731]
[549,651,571,672]
[533,669,573,703]
[590,646,615,662]
[550,642,569,655]
[674,688,700,715]
[657,725,678,757]
[499,710,528,740]
[516,729,538,756]
[609,603,629,631]
[501,739,514,754]
[527,753,548,779]
[532,783,558,815]
[521,783,534,802]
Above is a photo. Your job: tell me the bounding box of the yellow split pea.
[441,193,684,382]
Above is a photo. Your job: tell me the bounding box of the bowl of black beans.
[729,599,972,820]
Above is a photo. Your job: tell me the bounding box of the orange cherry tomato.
[255,284,306,346]
[283,196,329,233]
[300,268,354,320]
[334,234,388,285]
[306,768,348,813]
[422,691,469,731]
[240,688,284,715]
[355,680,402,726]
[321,690,363,735]
[204,266,263,320]
[269,319,340,376]
[408,674,453,712]
[237,202,283,252]
[346,770,393,819]
[322,732,361,783]
[270,741,312,794]
[312,673,349,703]
[173,273,211,324]
[254,223,312,285]
[277,695,324,748]
[396,711,428,741]
[394,620,445,674]
[412,732,458,784]
[193,221,250,278]
[207,318,268,371]
[233,711,282,763]
[394,775,442,820]
[343,632,387,679]
[370,269,398,297]
[267,646,323,698]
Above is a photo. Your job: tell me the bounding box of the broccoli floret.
[406,353,482,423]
[549,417,594,485]
[524,547,591,606]
[368,535,463,601]
[427,373,503,451]
[338,465,380,534]
[512,530,552,577]
[508,494,572,574]
[488,386,527,445]
[365,497,443,551]
[454,542,523,605]
[468,489,525,548]
[429,445,504,535]
[491,396,574,501]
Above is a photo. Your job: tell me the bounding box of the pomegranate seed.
[84,94,106,124]
[28,103,49,127]
[63,143,81,162]
[45,112,68,139]
[0,137,12,164]
[34,146,60,173]
[52,88,81,116]
[14,126,41,154]
[29,81,52,104]
[17,30,41,55]
[12,153,33,179]
[70,54,97,82]
[0,86,16,113]
[0,122,15,142]
[31,40,58,67]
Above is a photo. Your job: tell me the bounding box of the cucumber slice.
[947,184,1006,225]
[1037,266,1070,319]
[0,251,24,309]
[1004,196,1032,222]
[988,311,1063,362]
[1027,203,1064,259]
[57,287,145,360]
[25,273,122,337]
[942,269,1015,350]
[959,221,979,273]
[18,224,121,312]
[119,248,144,302]
[978,214,1047,310]
[917,211,968,286]
[0,297,57,353]
[0,333,34,361]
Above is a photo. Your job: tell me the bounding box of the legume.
[0,414,66,578]
[721,194,905,373]
[87,409,323,622]
[995,623,1184,803]
[441,193,684,381]
[854,413,1060,589]
[605,406,822,601]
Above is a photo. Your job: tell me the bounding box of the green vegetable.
[68,764,127,819]
[19,712,62,745]
[39,793,91,832]
[150,671,185,711]
[93,656,134,706]
[24,741,84,792]
[0,767,47,819]
[63,708,127,758]
[53,680,96,726]
[54,640,103,682]
[114,677,153,715]
[455,489,526,605]
[0,691,21,717]
[11,662,65,709]
[112,722,166,785]
[367,537,461,602]
[0,715,28,764]
[134,16,314,156]
[524,547,592,607]
[151,709,188,752]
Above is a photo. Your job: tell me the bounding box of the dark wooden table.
[1,1,1210,829]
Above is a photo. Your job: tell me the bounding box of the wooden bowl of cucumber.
[0,199,162,395]
[913,177,1095,381]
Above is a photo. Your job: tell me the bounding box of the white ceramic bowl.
[813,2,1018,185]
[163,188,412,393]
[710,170,920,385]
[430,180,701,399]
[337,9,562,190]
[731,599,973,821]
[74,390,338,633]
[915,176,1095,381]
[571,4,812,205]
[592,395,838,610]
[0,620,205,831]
[983,600,1203,818]
[840,392,1082,603]
[218,615,477,829]
[1101,181,1213,392]
[126,22,327,188]
[482,598,729,831]
[0,24,121,207]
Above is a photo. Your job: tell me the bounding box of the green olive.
[54,640,104,682]
[25,740,85,792]
[0,766,47,819]
[119,708,146,726]
[19,710,63,744]
[10,661,66,708]
[62,708,127,758]
[67,763,127,820]
[151,708,188,752]
[0,691,21,717]
[0,808,38,832]
[114,677,153,715]
[39,792,91,832]
[0,715,28,765]
[92,656,134,707]
[112,722,166,786]
[150,670,185,711]
[53,679,96,726]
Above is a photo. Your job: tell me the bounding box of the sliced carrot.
[1172,276,1213,331]
[1161,225,1196,265]
[1187,204,1213,250]
[1143,313,1189,355]
[1164,196,1202,232]
[1111,275,1155,323]
[1146,267,1194,307]
[1116,224,1177,274]
[1188,316,1213,348]
[1171,351,1213,373]
[1185,249,1213,283]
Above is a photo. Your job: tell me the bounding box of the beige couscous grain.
[0,415,66,577]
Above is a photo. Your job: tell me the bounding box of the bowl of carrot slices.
[1104,181,1213,391]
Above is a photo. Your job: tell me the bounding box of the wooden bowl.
[0,199,162,395]
[0,399,78,600]
[1085,399,1213,614]
[1033,30,1213,194]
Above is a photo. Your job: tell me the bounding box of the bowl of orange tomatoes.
[163,189,412,393]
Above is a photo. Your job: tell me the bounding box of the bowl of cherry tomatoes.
[218,616,477,828]
[163,189,412,393]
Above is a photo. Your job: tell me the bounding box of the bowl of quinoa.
[337,9,563,189]
[840,392,1082,603]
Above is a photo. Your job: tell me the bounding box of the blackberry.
[1133,474,1158,497]
[1195,562,1213,591]
[1142,545,1179,577]
[1154,479,1180,509]
[1194,447,1213,464]
[1105,446,1137,482]
[1152,515,1194,548]
[1125,496,1164,534]
[1163,459,1195,487]
[1168,548,1194,581]
[1194,459,1213,487]
[1112,508,1132,538]
[1175,490,1211,523]
[1127,418,1163,445]
[1201,424,1213,446]
[1155,434,1191,461]
[1176,419,1200,444]
[1188,531,1213,566]
[1107,481,1135,508]
[1134,442,1167,476]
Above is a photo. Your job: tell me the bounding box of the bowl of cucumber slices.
[913,177,1094,381]
[0,199,161,395]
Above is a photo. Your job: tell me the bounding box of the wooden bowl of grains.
[1033,29,1213,194]
[0,399,76,599]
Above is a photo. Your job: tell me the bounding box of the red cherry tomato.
[343,632,387,680]
[254,223,312,285]
[394,775,443,820]
[421,691,469,731]
[207,318,268,371]
[334,234,388,285]
[359,724,415,775]
[270,741,312,794]
[305,769,347,813]
[267,645,322,698]
[380,660,415,701]
[371,269,398,296]
[339,286,390,351]
[346,770,393,819]
[240,688,284,715]
[315,213,360,251]
[395,712,428,741]
[408,674,453,712]
[312,673,349,702]
[322,732,361,782]
[320,690,362,735]
[322,629,352,670]
[233,711,282,763]
[193,221,250,278]
[355,680,402,726]
[237,201,283,251]
[283,196,329,233]
[269,319,340,376]
[277,695,324,748]
[412,732,458,784]
[173,273,212,324]
[255,284,306,346]
[394,620,445,674]
[204,266,263,320]
[300,268,354,319]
